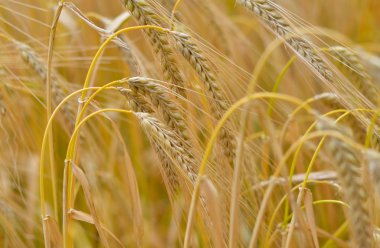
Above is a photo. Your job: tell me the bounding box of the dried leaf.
[303,188,319,248]
[71,163,110,248]
[43,215,62,248]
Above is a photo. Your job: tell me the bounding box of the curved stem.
[228,37,289,248]
[62,24,166,248]
[170,0,183,29]
[184,92,309,248]
[39,86,115,247]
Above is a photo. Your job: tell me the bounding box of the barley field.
[0,0,380,247]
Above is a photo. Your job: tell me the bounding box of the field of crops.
[1,0,380,247]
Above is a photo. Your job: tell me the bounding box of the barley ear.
[318,119,373,247]
[134,112,197,184]
[123,0,187,97]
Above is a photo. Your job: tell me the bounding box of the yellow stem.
[46,0,65,223]
[184,93,308,248]
[39,86,114,247]
[170,0,183,29]
[62,24,166,248]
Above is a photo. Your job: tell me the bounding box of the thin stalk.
[267,56,297,117]
[39,86,115,247]
[61,24,166,248]
[184,93,308,247]
[263,181,338,247]
[229,36,287,248]
[63,108,133,248]
[45,0,65,224]
[170,0,183,29]
[322,221,349,248]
